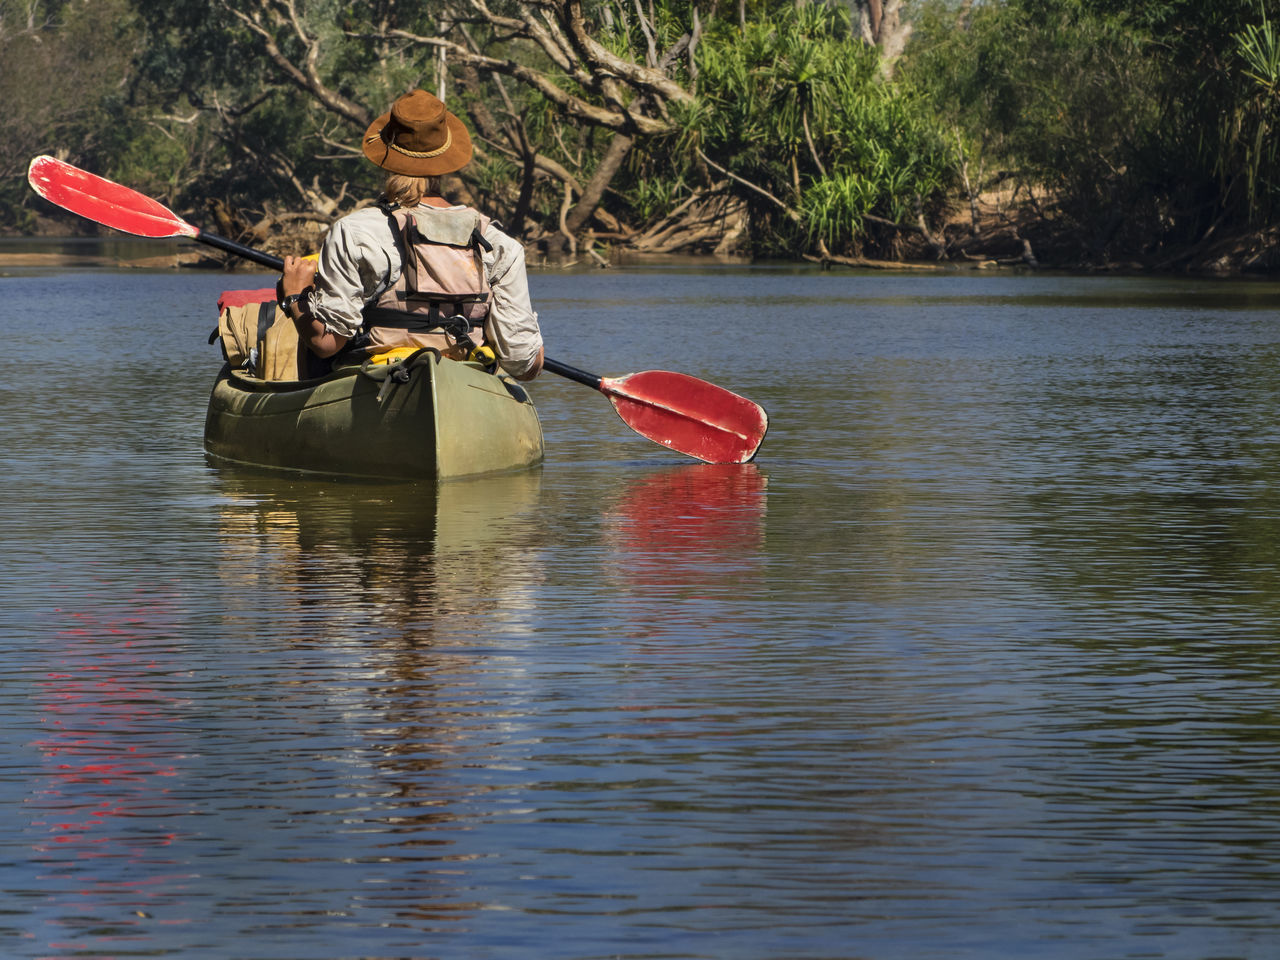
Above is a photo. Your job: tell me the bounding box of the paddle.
[27,154,768,463]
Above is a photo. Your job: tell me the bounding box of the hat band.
[369,127,453,159]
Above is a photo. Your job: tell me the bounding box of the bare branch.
[564,131,633,234]
[633,0,658,68]
[317,133,364,158]
[474,133,582,191]
[533,5,579,69]
[913,194,945,259]
[688,6,701,88]
[558,180,577,253]
[657,33,690,72]
[562,0,694,105]
[388,27,671,134]
[698,149,803,224]
[220,0,371,127]
[802,109,826,177]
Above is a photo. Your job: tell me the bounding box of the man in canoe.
[278,89,545,381]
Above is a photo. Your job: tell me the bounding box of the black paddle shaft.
[541,357,602,390]
[196,230,285,271]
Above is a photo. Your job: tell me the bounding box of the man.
[279,89,545,381]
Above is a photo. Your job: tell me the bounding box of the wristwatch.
[281,292,306,311]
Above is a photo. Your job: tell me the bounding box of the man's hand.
[282,255,317,297]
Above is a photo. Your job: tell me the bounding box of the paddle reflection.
[603,463,768,592]
[30,593,195,953]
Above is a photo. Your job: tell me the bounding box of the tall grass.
[1225,7,1280,223]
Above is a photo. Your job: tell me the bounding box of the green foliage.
[1087,0,1280,237]
[12,0,1279,266]
[617,2,957,255]
[905,0,1280,256]
[629,176,692,223]
[906,1,1159,242]
[1237,11,1280,88]
[1221,5,1280,224]
[467,153,521,214]
[0,0,145,231]
[800,172,878,248]
[122,0,425,223]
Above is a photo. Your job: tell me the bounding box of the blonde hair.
[384,173,442,208]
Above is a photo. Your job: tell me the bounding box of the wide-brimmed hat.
[362,90,473,177]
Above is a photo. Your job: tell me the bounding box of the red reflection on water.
[602,464,769,722]
[605,463,768,589]
[30,593,195,951]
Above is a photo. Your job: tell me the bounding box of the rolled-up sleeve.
[310,210,399,339]
[483,224,543,379]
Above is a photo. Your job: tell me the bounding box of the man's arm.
[281,255,350,359]
[484,226,545,380]
[513,345,545,382]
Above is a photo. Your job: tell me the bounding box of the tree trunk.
[855,0,912,76]
[563,132,634,236]
[507,152,538,237]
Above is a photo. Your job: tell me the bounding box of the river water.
[2,254,1280,959]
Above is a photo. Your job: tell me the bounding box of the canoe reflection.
[212,468,544,642]
[196,464,770,934]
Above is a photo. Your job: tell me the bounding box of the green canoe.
[203,349,544,481]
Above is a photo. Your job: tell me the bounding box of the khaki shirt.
[308,205,543,379]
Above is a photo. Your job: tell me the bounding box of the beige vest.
[363,204,492,358]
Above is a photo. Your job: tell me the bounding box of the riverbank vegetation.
[4,0,1279,273]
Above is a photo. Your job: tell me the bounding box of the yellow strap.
[468,344,496,366]
[366,346,420,366]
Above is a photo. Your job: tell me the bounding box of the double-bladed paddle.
[27,155,768,464]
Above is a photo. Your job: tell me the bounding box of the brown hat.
[362,90,473,177]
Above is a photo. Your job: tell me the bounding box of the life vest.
[360,203,493,359]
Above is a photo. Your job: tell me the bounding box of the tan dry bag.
[216,299,306,381]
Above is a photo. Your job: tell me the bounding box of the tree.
[903,0,1280,267]
[126,0,706,251]
[690,2,955,257]
[851,0,913,72]
[124,0,955,260]
[1,0,142,230]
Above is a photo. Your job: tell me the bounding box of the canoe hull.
[203,354,544,481]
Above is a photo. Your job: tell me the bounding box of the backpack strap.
[256,300,277,342]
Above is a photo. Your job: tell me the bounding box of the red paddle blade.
[601,370,768,463]
[27,155,198,239]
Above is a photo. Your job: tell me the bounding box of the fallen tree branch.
[634,186,718,246]
[697,149,802,225]
[808,238,944,270]
[914,194,946,259]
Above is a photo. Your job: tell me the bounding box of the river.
[2,253,1280,959]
